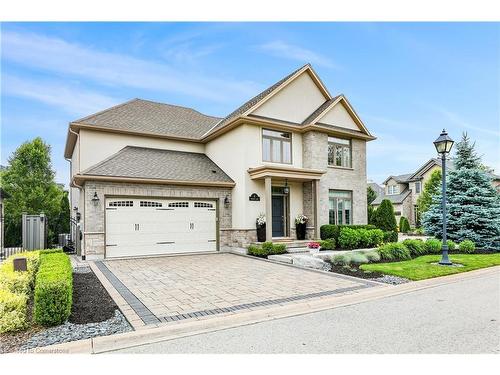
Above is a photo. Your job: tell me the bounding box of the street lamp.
[433,129,454,265]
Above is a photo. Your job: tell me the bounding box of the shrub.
[247,244,267,257]
[349,252,369,265]
[399,217,411,233]
[425,238,442,254]
[319,238,335,250]
[320,224,376,241]
[356,229,371,248]
[338,228,360,249]
[368,229,384,248]
[459,240,476,253]
[383,230,398,243]
[0,251,40,295]
[363,250,381,262]
[377,243,411,261]
[0,289,28,333]
[372,199,397,232]
[402,239,426,257]
[270,243,287,255]
[331,254,351,266]
[447,240,457,251]
[33,253,73,326]
[262,242,274,253]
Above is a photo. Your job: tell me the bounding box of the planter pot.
[309,247,320,254]
[256,225,266,242]
[296,223,307,240]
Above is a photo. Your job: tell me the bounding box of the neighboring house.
[372,158,500,226]
[64,64,375,260]
[367,180,384,198]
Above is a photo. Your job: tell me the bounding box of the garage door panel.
[105,198,217,258]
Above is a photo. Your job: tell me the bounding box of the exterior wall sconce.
[224,195,230,208]
[91,192,100,206]
[283,179,290,195]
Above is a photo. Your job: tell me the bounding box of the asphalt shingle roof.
[74,99,222,139]
[301,96,340,125]
[81,146,234,184]
[372,189,411,205]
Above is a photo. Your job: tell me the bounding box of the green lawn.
[360,254,500,281]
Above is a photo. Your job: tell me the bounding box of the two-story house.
[64,64,375,260]
[371,158,448,226]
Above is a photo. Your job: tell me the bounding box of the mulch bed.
[69,271,118,324]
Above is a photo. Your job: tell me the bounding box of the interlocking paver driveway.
[99,253,376,324]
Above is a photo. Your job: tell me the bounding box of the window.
[387,185,399,195]
[168,202,189,208]
[415,181,421,194]
[262,129,291,164]
[329,190,352,225]
[328,137,351,168]
[109,201,133,207]
[140,201,162,207]
[194,202,213,208]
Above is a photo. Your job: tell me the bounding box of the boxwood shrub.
[377,243,411,261]
[33,252,73,326]
[247,242,287,257]
[459,240,476,253]
[319,238,336,250]
[0,289,28,333]
[247,244,267,257]
[402,239,426,257]
[368,229,384,248]
[320,224,376,241]
[270,243,287,255]
[338,228,360,249]
[0,251,41,295]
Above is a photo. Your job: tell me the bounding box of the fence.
[0,246,26,262]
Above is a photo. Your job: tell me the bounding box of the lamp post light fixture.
[433,129,454,265]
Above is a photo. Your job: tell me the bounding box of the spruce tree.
[422,133,500,249]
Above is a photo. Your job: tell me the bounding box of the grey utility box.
[22,213,47,250]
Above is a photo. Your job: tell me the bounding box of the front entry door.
[272,195,285,237]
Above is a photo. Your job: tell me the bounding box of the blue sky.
[1,22,499,185]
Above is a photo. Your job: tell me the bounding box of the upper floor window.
[415,181,421,194]
[328,137,351,168]
[262,129,291,164]
[387,185,399,195]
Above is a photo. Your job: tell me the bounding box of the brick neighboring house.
[371,158,500,226]
[64,63,376,260]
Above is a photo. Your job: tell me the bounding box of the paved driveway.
[95,253,377,326]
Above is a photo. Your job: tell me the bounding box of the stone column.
[265,176,272,241]
[313,179,320,239]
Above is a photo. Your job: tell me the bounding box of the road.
[114,270,500,354]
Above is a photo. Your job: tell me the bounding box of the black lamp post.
[433,129,454,265]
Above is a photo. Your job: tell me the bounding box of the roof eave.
[73,174,235,188]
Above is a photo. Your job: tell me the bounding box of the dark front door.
[272,195,285,237]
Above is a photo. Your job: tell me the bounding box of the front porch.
[247,165,326,242]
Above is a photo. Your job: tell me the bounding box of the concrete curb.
[36,265,499,354]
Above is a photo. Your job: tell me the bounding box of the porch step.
[250,239,314,249]
[268,254,293,264]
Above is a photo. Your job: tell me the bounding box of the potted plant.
[256,213,266,242]
[308,241,321,253]
[295,214,308,240]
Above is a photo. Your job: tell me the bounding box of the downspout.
[65,127,85,259]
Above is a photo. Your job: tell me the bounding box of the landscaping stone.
[18,310,132,351]
[292,255,327,270]
[374,275,410,285]
[268,254,293,264]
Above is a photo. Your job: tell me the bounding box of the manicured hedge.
[337,227,384,250]
[33,252,73,326]
[320,224,376,241]
[0,289,28,333]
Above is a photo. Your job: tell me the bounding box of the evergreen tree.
[399,216,410,233]
[1,138,65,246]
[422,133,500,249]
[372,199,397,232]
[417,169,441,215]
[367,186,377,205]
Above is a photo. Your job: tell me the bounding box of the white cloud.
[257,40,340,69]
[2,74,121,116]
[1,31,260,103]
[437,108,500,137]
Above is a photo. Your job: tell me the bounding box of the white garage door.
[105,198,217,258]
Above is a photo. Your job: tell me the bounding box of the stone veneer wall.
[82,181,232,258]
[302,130,368,227]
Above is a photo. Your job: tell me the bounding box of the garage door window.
[194,202,213,208]
[109,201,133,207]
[140,201,162,207]
[168,202,189,208]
